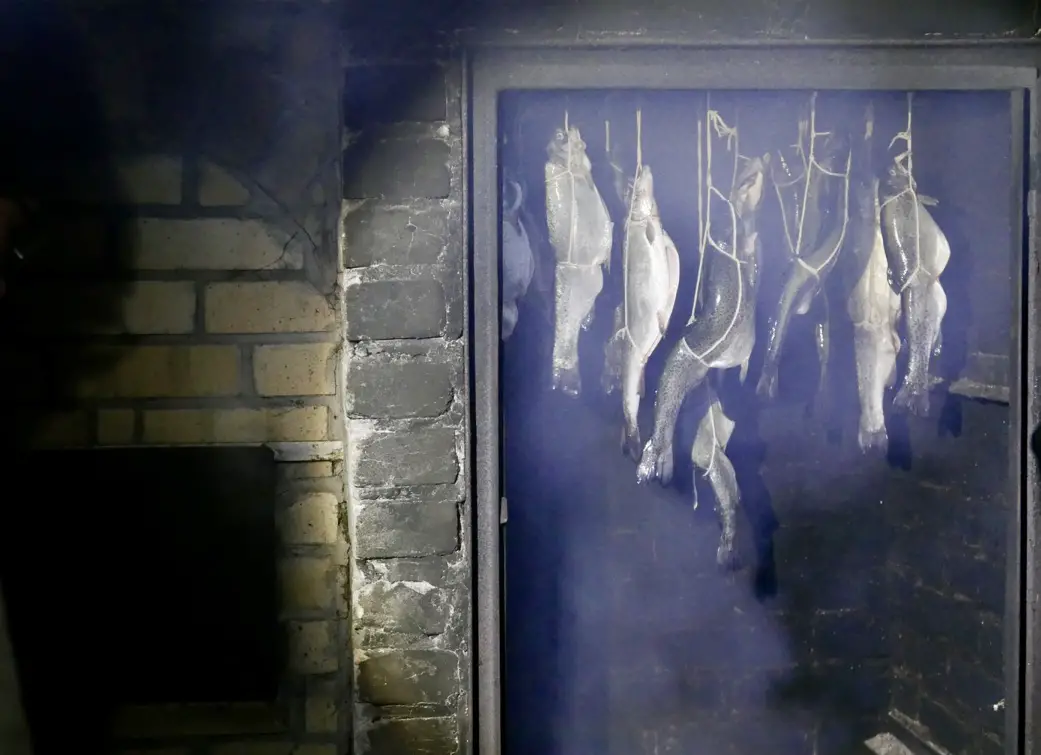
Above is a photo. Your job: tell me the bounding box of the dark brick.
[343,135,451,199]
[349,360,453,418]
[343,200,449,267]
[358,649,459,705]
[355,500,459,559]
[918,697,971,754]
[344,64,447,128]
[366,715,458,755]
[354,427,458,487]
[345,280,446,340]
[357,581,449,635]
[377,556,457,586]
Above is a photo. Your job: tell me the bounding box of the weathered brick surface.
[134,218,305,271]
[116,155,184,204]
[356,581,449,635]
[9,281,196,335]
[141,407,328,444]
[354,501,459,559]
[96,409,135,445]
[347,360,452,418]
[29,410,90,447]
[280,492,341,546]
[254,343,337,396]
[343,65,447,128]
[365,717,458,755]
[287,620,338,674]
[198,161,252,206]
[344,280,446,341]
[279,557,336,615]
[342,200,448,267]
[206,282,337,333]
[342,136,451,200]
[76,346,240,398]
[357,650,458,705]
[354,427,458,487]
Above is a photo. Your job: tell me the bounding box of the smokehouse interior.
[497,88,1017,755]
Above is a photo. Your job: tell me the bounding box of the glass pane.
[500,88,1015,755]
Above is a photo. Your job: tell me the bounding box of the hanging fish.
[603,164,681,459]
[844,105,902,453]
[848,173,902,452]
[880,161,949,416]
[501,176,535,341]
[636,154,769,486]
[544,123,614,396]
[689,383,742,571]
[756,128,852,405]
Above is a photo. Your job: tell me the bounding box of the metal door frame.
[467,45,1040,755]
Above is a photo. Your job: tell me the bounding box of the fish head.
[886,161,913,190]
[546,126,590,172]
[731,153,769,220]
[630,165,656,219]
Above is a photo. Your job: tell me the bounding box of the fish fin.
[638,369,646,397]
[739,359,750,384]
[657,310,669,336]
[919,194,939,207]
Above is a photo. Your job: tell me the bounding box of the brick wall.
[340,54,470,754]
[0,3,349,755]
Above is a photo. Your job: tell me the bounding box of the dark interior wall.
[887,400,1009,755]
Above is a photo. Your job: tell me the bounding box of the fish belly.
[849,227,900,439]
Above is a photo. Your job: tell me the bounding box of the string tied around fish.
[879,92,938,294]
[689,99,745,330]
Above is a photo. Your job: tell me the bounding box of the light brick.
[30,411,89,447]
[75,346,239,399]
[120,281,197,334]
[134,218,304,270]
[211,745,291,755]
[199,161,251,206]
[279,492,339,545]
[304,685,338,733]
[141,406,328,444]
[117,155,183,204]
[279,556,335,614]
[287,620,337,674]
[280,461,333,479]
[97,409,135,445]
[9,281,195,335]
[254,343,337,396]
[205,282,336,333]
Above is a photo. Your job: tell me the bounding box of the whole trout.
[602,165,681,459]
[847,175,901,452]
[545,125,614,396]
[636,156,769,486]
[501,177,535,341]
[880,163,950,416]
[689,384,742,571]
[757,134,852,403]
